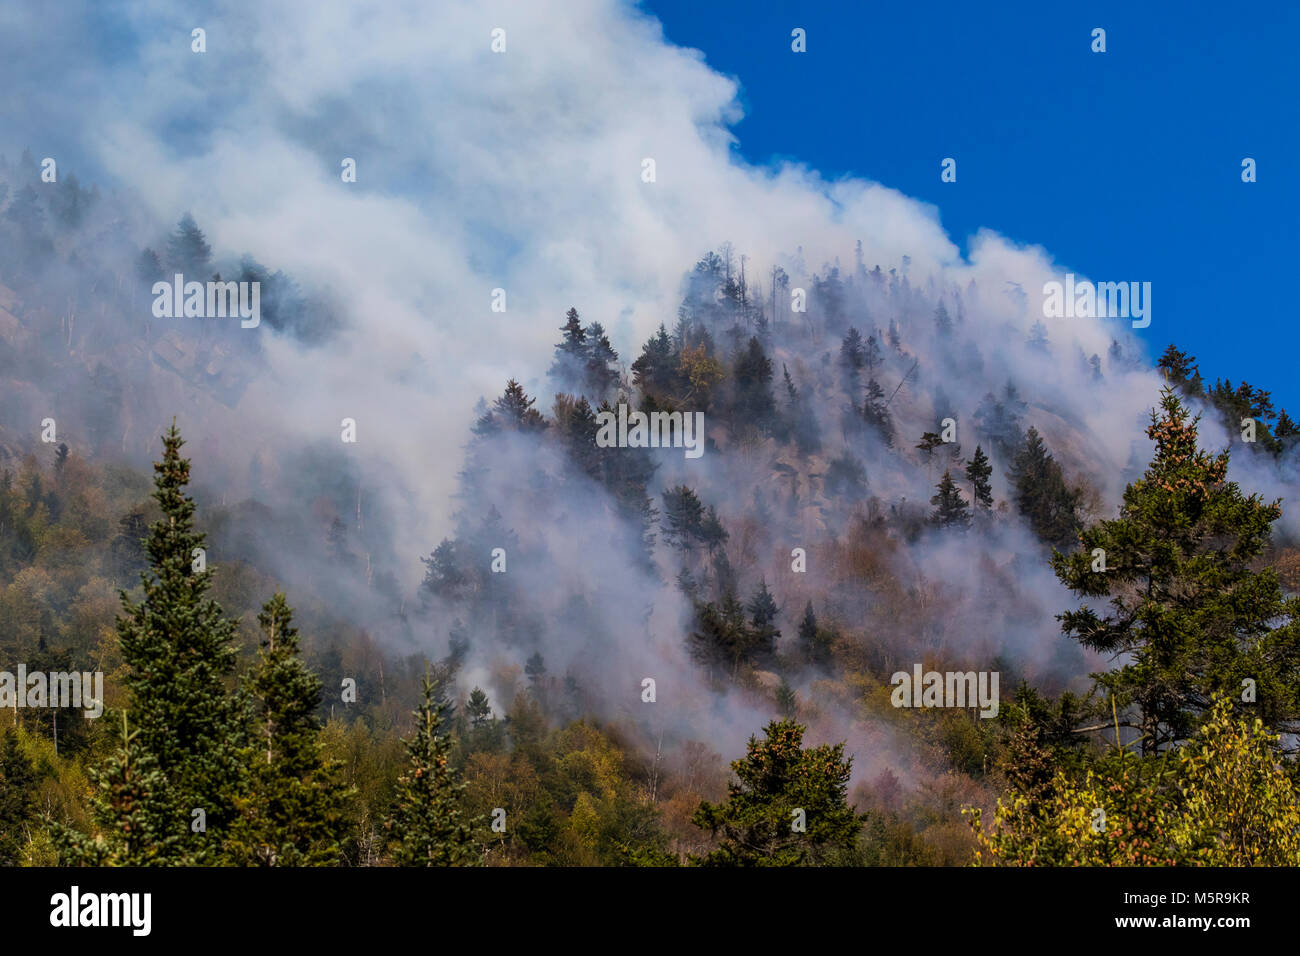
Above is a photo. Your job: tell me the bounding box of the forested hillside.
[2,153,1300,866]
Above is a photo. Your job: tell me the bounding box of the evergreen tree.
[731,336,776,434]
[864,334,882,374]
[5,184,46,236]
[387,671,481,866]
[473,380,548,435]
[934,301,953,335]
[781,365,822,456]
[631,324,679,398]
[661,485,705,551]
[930,470,970,529]
[525,652,547,691]
[1008,427,1080,550]
[1208,378,1277,448]
[972,390,1024,466]
[0,729,37,865]
[692,720,860,866]
[797,601,833,668]
[687,590,749,681]
[746,579,780,661]
[112,422,245,863]
[1052,389,1300,752]
[776,678,798,719]
[419,538,467,603]
[326,516,356,569]
[1275,409,1299,453]
[57,714,184,866]
[549,307,588,386]
[698,504,728,555]
[466,687,492,726]
[165,212,212,275]
[1157,344,1204,395]
[553,393,601,480]
[136,247,164,283]
[916,431,943,482]
[862,379,894,447]
[582,320,620,396]
[226,593,349,866]
[965,445,993,512]
[839,327,866,372]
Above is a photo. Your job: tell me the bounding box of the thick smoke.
[2,0,1294,784]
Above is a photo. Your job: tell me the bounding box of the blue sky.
[644,0,1300,413]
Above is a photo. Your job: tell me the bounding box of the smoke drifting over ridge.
[3,0,1296,778]
[2,0,1155,523]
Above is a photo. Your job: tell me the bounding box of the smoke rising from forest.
[3,0,1297,781]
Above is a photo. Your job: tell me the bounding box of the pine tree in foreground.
[107,422,246,863]
[226,592,350,866]
[1052,388,1300,752]
[692,720,860,866]
[387,671,481,866]
[56,713,184,866]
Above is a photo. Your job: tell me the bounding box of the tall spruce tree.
[797,601,833,668]
[692,720,860,866]
[166,212,212,275]
[931,469,970,528]
[862,379,894,447]
[1008,427,1080,550]
[746,579,780,661]
[965,445,994,512]
[387,671,481,866]
[226,593,349,866]
[1052,389,1300,753]
[466,687,492,726]
[111,422,245,863]
[549,307,588,387]
[473,379,548,435]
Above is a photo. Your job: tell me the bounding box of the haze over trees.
[2,162,1299,867]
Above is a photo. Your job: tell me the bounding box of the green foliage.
[692,720,860,866]
[0,728,39,864]
[56,713,186,866]
[797,601,834,668]
[930,469,970,529]
[968,696,1300,866]
[473,379,548,436]
[387,671,482,866]
[661,485,707,551]
[964,445,993,512]
[165,212,212,275]
[1008,427,1080,550]
[745,579,780,661]
[225,593,350,866]
[729,336,775,437]
[1052,389,1300,751]
[111,422,245,863]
